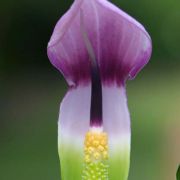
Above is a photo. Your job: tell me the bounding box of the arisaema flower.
[47,0,152,179]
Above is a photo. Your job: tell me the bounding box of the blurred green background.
[0,0,180,179]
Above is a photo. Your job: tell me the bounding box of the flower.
[47,0,152,179]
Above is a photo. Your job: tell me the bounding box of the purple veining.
[47,0,152,87]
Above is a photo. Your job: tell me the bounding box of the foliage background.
[0,0,180,179]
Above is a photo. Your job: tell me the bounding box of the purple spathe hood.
[47,0,152,87]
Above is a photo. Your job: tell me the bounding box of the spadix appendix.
[47,0,152,179]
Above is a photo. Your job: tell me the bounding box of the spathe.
[47,0,152,179]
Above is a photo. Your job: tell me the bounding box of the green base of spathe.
[58,141,130,180]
